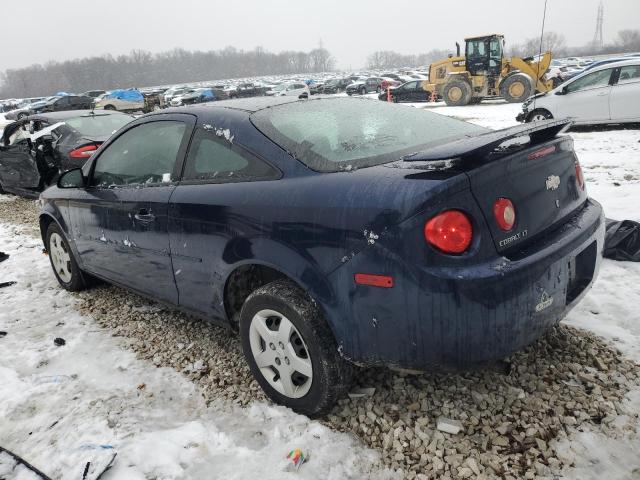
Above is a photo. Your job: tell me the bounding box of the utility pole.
[592,1,604,50]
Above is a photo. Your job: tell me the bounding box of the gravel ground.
[2,193,640,479]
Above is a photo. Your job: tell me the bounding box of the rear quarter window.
[182,128,280,183]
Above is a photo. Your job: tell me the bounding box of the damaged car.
[0,110,133,197]
[39,97,604,416]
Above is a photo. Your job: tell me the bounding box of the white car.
[518,59,640,125]
[163,86,191,104]
[265,82,309,98]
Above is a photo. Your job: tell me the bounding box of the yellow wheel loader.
[426,34,554,106]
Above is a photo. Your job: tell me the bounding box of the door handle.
[134,209,155,223]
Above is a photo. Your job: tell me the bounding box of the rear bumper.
[329,199,605,370]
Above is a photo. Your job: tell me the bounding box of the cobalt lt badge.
[546,175,560,191]
[535,291,554,312]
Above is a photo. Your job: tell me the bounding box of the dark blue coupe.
[39,97,604,415]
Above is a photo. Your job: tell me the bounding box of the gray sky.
[1,0,638,71]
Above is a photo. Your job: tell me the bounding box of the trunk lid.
[404,119,588,254]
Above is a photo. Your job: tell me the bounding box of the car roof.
[25,110,126,122]
[586,58,640,71]
[192,95,301,113]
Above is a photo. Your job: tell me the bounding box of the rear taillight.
[493,198,516,231]
[575,160,585,190]
[528,145,556,161]
[424,210,473,254]
[69,144,99,159]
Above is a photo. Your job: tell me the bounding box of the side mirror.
[556,86,568,95]
[58,168,86,189]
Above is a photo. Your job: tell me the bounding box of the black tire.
[526,108,553,123]
[500,74,533,103]
[103,104,116,111]
[468,97,483,105]
[359,87,366,95]
[443,79,472,106]
[240,279,352,417]
[45,223,88,292]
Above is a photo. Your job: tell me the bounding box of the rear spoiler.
[403,119,572,164]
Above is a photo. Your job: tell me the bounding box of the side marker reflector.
[354,273,394,288]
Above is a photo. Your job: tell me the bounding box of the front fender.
[39,199,85,269]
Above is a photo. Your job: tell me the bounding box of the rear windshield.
[251,98,487,172]
[65,114,132,137]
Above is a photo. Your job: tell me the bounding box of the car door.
[168,125,281,319]
[402,81,420,101]
[556,68,614,122]
[68,114,195,302]
[53,96,72,112]
[609,65,640,121]
[0,123,41,190]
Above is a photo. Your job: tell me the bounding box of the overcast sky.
[1,0,638,71]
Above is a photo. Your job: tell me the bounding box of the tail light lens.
[424,210,473,254]
[69,144,99,159]
[575,160,585,190]
[493,198,516,231]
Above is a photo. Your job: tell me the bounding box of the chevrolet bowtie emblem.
[546,175,560,191]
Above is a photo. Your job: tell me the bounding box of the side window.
[182,128,279,183]
[565,69,613,93]
[467,40,486,56]
[91,121,186,187]
[617,65,640,85]
[56,97,70,106]
[403,81,419,90]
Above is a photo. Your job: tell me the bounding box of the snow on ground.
[0,222,387,480]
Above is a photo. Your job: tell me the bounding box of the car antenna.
[533,0,549,112]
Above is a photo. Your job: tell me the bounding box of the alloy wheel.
[49,232,73,283]
[248,308,313,398]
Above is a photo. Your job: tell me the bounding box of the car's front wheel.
[46,223,88,291]
[527,109,553,122]
[240,279,352,417]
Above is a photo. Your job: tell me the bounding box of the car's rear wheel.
[527,108,553,122]
[359,87,366,95]
[46,223,88,291]
[103,105,116,111]
[240,279,352,417]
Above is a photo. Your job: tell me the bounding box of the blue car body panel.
[39,99,605,370]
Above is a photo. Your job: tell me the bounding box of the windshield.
[65,113,132,137]
[252,98,487,172]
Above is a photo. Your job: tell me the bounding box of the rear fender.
[219,237,340,331]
